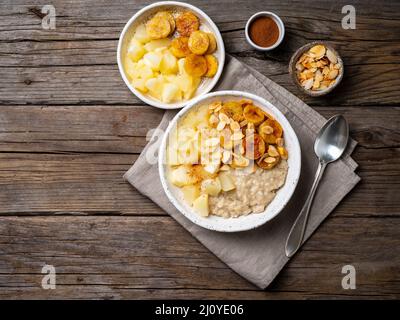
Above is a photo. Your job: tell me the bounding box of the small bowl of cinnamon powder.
[245,12,285,51]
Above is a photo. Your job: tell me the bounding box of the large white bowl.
[117,1,225,109]
[159,91,301,232]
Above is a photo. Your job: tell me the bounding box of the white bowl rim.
[158,90,302,232]
[245,11,285,51]
[117,1,225,110]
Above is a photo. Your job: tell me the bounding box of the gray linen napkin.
[124,55,361,289]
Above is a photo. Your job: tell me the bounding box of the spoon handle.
[285,160,327,258]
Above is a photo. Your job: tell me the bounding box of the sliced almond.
[309,45,326,59]
[230,121,240,131]
[326,49,338,64]
[209,101,222,110]
[209,114,218,125]
[276,137,284,147]
[261,125,274,135]
[219,113,230,123]
[264,157,277,164]
[268,145,279,157]
[216,121,226,131]
[231,132,244,141]
[239,119,248,127]
[222,150,231,164]
[302,78,314,90]
[328,69,339,80]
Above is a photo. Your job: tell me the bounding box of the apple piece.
[181,185,201,205]
[193,194,209,217]
[183,76,201,100]
[124,57,138,80]
[143,52,162,71]
[131,78,148,93]
[218,171,235,191]
[145,77,163,100]
[127,38,146,62]
[170,165,198,187]
[201,178,221,196]
[133,24,151,44]
[136,64,154,80]
[162,82,181,103]
[144,39,171,52]
[160,50,178,75]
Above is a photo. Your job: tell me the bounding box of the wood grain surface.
[0,0,399,299]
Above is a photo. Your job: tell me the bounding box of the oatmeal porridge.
[209,161,288,218]
[166,99,289,218]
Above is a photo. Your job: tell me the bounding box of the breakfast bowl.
[289,41,344,96]
[159,90,301,232]
[117,1,225,109]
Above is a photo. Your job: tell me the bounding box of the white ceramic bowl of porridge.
[159,91,301,232]
[117,1,225,109]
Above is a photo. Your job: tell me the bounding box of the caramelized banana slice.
[243,104,265,125]
[258,119,283,144]
[146,15,171,39]
[154,11,176,35]
[188,30,209,55]
[206,33,217,54]
[220,101,243,122]
[184,54,207,77]
[170,36,191,58]
[257,154,281,170]
[204,54,218,78]
[176,11,199,36]
[242,133,266,160]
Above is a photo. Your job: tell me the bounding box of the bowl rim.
[158,90,302,232]
[289,41,344,97]
[117,1,225,110]
[244,11,285,51]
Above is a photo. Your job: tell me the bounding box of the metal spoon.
[285,115,349,258]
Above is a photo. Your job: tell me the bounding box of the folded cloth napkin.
[124,55,360,289]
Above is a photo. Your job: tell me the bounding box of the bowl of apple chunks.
[159,91,301,232]
[117,2,225,109]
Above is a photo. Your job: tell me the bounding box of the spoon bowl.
[315,115,349,163]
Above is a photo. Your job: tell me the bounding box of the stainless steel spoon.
[285,115,349,258]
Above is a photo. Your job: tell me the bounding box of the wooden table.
[0,0,399,299]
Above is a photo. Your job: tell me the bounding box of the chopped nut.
[230,121,240,131]
[264,157,276,164]
[268,145,280,157]
[276,138,284,147]
[216,121,226,131]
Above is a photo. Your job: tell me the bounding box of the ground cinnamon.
[249,16,279,48]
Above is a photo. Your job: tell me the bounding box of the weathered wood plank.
[1,0,399,41]
[0,216,398,299]
[0,1,399,106]
[0,105,398,153]
[0,146,397,217]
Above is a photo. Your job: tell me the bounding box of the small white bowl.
[117,1,225,110]
[159,91,301,232]
[245,11,285,51]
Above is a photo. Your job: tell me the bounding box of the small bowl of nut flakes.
[289,41,344,96]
